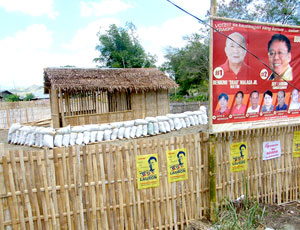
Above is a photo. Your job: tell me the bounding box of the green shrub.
[4,94,20,102]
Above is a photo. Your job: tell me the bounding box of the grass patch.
[212,178,266,229]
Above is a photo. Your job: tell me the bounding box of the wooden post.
[208,133,217,222]
[209,0,217,131]
[50,87,60,128]
[208,0,217,222]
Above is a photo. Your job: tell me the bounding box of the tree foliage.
[4,94,20,102]
[24,93,35,101]
[161,34,209,95]
[216,0,300,25]
[94,23,156,68]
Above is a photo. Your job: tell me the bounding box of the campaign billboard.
[211,17,300,132]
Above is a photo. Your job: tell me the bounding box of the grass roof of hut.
[44,67,178,93]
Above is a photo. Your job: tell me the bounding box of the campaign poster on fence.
[230,142,247,172]
[263,141,281,160]
[293,131,300,157]
[136,154,159,189]
[211,18,300,132]
[166,148,188,183]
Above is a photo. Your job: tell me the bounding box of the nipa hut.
[44,67,178,128]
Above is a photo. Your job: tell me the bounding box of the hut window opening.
[59,89,131,116]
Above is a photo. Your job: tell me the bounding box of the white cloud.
[0,25,54,88]
[62,18,120,51]
[61,18,121,67]
[138,16,205,65]
[0,0,58,18]
[80,0,132,17]
[0,19,122,89]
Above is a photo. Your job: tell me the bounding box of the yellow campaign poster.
[293,131,300,157]
[230,142,247,172]
[136,154,159,189]
[166,148,188,183]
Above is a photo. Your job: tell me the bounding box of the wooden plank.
[68,146,80,230]
[2,153,18,229]
[61,148,72,229]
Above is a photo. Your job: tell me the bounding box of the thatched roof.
[44,68,178,93]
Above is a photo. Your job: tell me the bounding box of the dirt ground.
[1,128,300,229]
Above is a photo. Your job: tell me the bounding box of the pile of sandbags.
[8,123,56,148]
[7,108,208,148]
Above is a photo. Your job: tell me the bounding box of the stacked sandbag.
[111,122,123,140]
[135,119,148,138]
[7,107,209,148]
[145,117,158,135]
[40,127,56,148]
[124,120,134,139]
[8,123,22,143]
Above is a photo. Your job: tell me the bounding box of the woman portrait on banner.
[231,91,247,115]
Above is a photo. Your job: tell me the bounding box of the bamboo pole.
[208,133,216,222]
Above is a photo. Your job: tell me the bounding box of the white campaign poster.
[263,141,281,160]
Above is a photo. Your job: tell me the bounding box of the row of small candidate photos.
[214,88,300,117]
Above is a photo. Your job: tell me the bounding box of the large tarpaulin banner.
[211,18,300,132]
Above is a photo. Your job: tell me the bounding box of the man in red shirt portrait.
[219,32,250,80]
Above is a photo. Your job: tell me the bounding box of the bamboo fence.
[0,100,51,129]
[0,133,209,229]
[0,126,299,229]
[214,126,300,205]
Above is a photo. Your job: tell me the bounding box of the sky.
[0,0,210,90]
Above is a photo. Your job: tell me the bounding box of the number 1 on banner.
[293,131,300,157]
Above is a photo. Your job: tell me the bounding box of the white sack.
[163,121,171,132]
[158,122,166,133]
[83,131,91,144]
[147,123,154,135]
[130,126,137,138]
[124,120,135,127]
[143,124,148,136]
[136,125,143,138]
[63,134,70,147]
[70,132,77,146]
[96,131,104,142]
[104,129,112,141]
[117,127,125,139]
[111,128,119,140]
[145,117,158,123]
[124,127,131,139]
[44,134,54,148]
[90,131,97,142]
[57,125,71,134]
[54,134,63,147]
[156,116,169,122]
[153,122,159,134]
[168,119,175,130]
[75,133,84,145]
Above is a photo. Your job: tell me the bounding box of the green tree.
[161,34,209,95]
[4,94,20,102]
[24,93,35,101]
[216,0,300,25]
[94,23,156,68]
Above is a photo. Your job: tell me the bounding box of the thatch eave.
[44,67,178,94]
